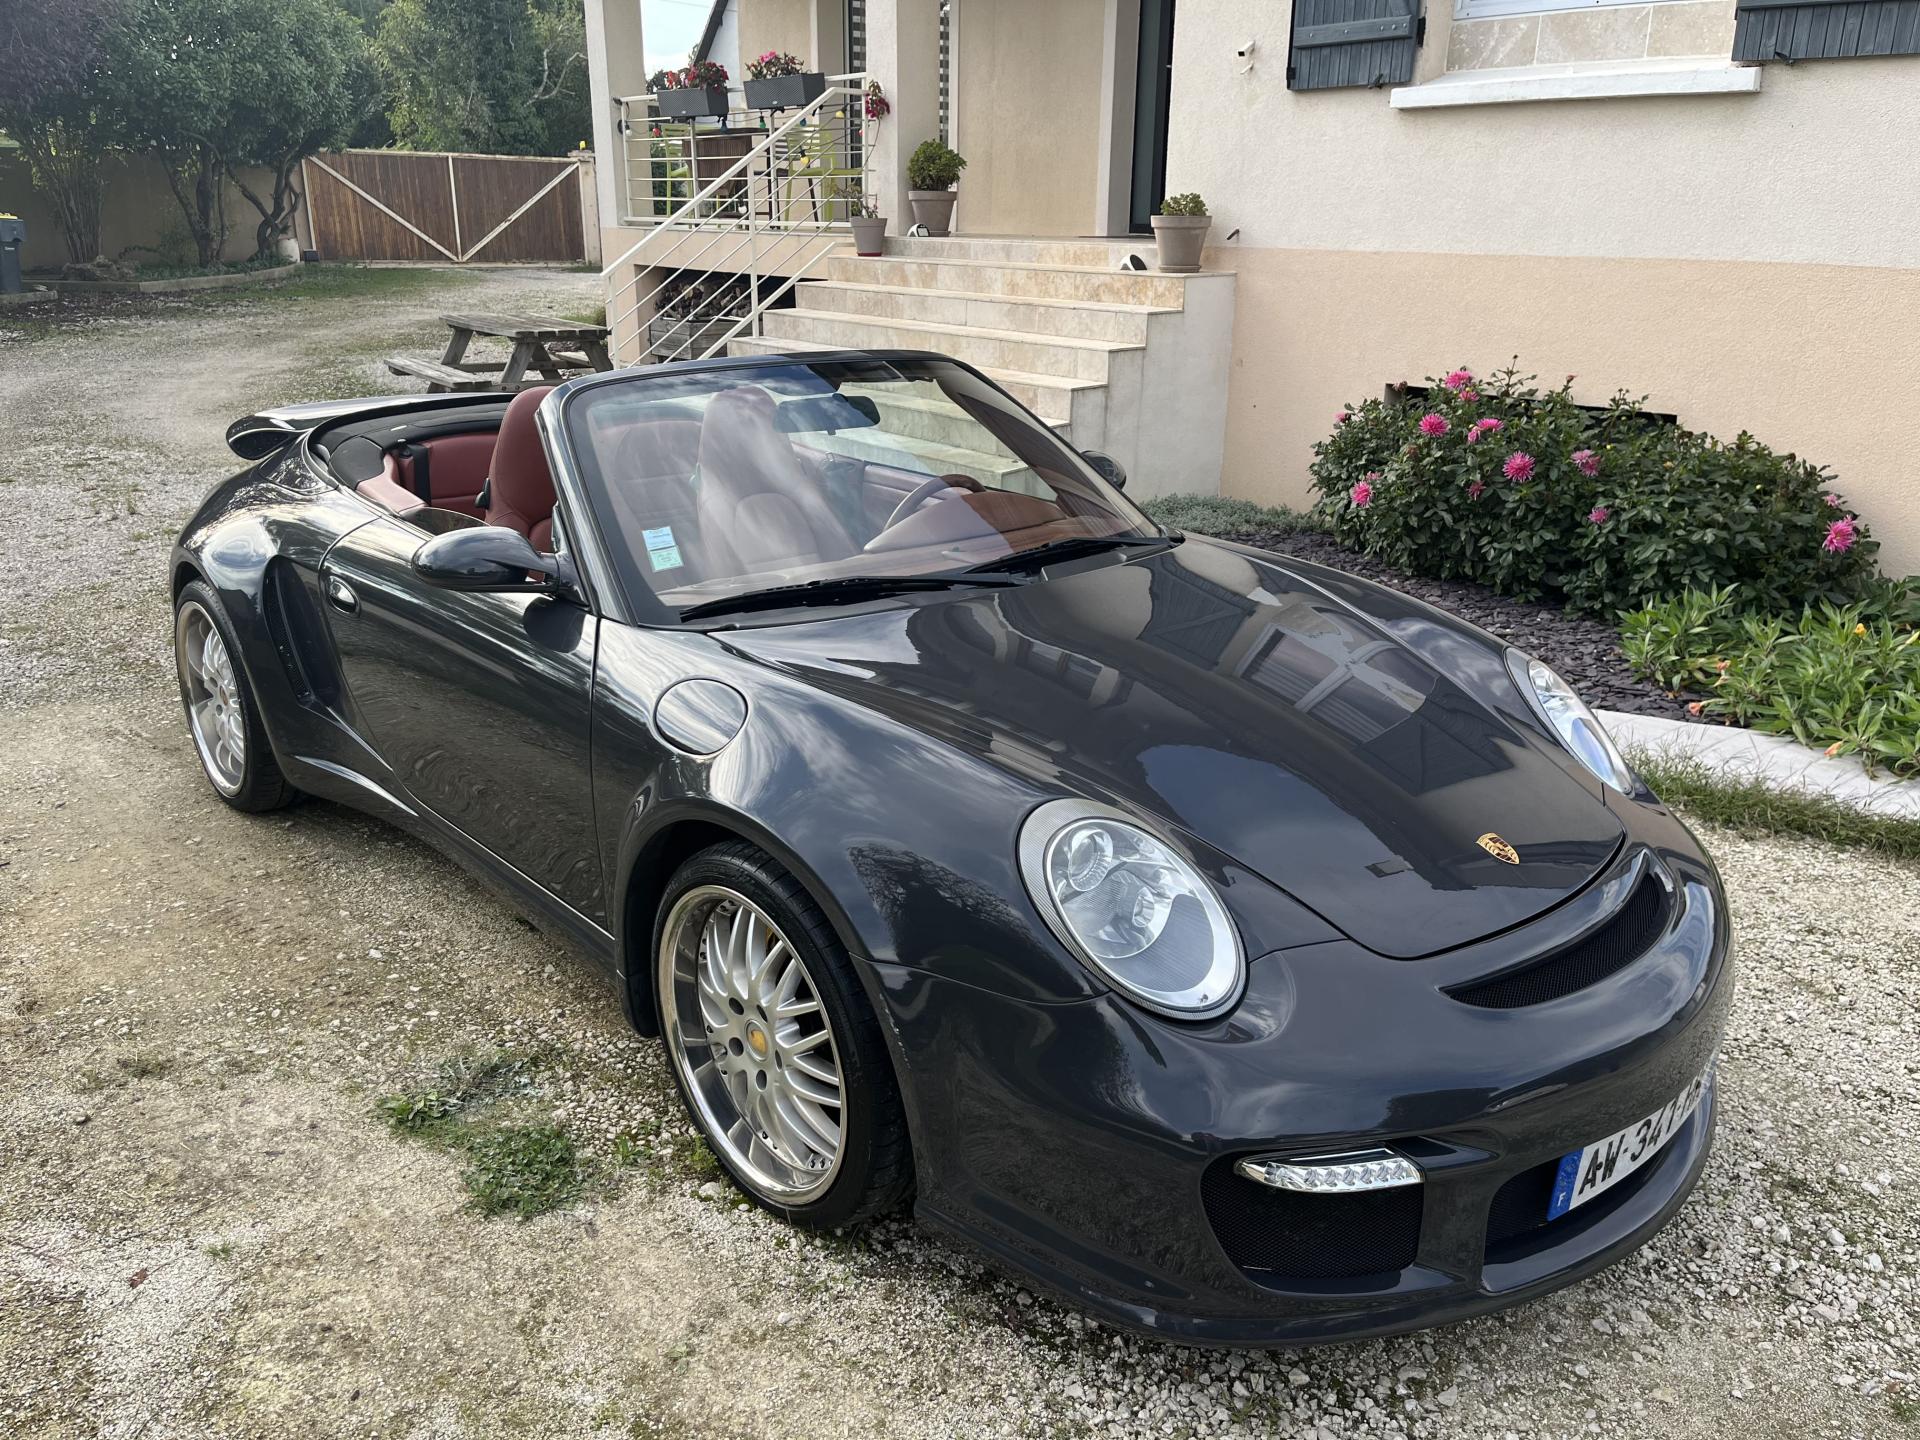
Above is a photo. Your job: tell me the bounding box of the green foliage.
[1310,363,1879,615]
[376,0,590,156]
[1629,753,1920,864]
[0,0,127,263]
[906,138,966,191]
[1157,192,1207,217]
[1137,493,1321,538]
[461,1124,582,1218]
[746,50,806,80]
[1621,586,1920,776]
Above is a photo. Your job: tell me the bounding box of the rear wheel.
[173,581,295,813]
[655,842,911,1228]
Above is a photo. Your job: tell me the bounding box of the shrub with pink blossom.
[1309,360,1880,615]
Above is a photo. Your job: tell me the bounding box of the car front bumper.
[873,815,1733,1345]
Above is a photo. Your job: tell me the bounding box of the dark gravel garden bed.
[1202,521,1703,723]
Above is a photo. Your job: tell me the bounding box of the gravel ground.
[2,270,1917,1440]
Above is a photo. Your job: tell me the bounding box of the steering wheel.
[880,473,981,533]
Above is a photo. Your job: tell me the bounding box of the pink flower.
[1350,479,1373,508]
[1364,470,1381,482]
[1334,410,1350,425]
[1418,412,1450,438]
[1466,417,1504,443]
[1467,480,1486,500]
[1823,492,1843,508]
[1824,516,1857,553]
[1503,451,1535,483]
[1443,369,1474,391]
[1588,506,1610,525]
[1573,448,1599,477]
[1460,388,1479,403]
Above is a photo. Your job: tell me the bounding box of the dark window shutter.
[1289,0,1424,91]
[1733,0,1920,60]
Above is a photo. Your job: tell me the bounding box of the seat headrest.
[485,385,555,539]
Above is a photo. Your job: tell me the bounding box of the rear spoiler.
[225,391,509,460]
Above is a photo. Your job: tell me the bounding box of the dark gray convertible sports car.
[173,350,1730,1344]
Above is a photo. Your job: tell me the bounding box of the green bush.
[1620,585,1920,776]
[1157,192,1207,217]
[906,138,966,191]
[1310,364,1878,615]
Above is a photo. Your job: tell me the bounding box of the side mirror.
[1082,449,1127,490]
[412,526,576,593]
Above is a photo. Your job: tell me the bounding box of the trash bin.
[0,216,24,294]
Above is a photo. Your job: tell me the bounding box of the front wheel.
[654,842,912,1228]
[173,581,295,813]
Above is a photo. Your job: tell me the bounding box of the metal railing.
[603,75,872,368]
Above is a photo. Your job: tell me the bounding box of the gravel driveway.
[2,268,1916,1440]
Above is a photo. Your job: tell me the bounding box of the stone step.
[841,384,1070,451]
[884,234,1157,268]
[822,253,1192,307]
[808,425,1040,490]
[758,307,1138,383]
[727,334,1105,434]
[796,279,1170,344]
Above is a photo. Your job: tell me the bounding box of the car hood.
[723,539,1623,959]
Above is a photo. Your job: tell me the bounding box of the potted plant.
[1150,192,1211,273]
[847,192,887,257]
[652,59,731,121]
[906,139,966,237]
[744,50,826,111]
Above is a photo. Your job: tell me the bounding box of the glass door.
[1129,0,1176,234]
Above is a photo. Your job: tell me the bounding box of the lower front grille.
[1201,1159,1422,1281]
[1485,1144,1665,1256]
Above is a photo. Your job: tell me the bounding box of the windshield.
[562,356,1161,623]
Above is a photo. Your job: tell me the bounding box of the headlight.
[1017,798,1243,1020]
[1509,653,1635,793]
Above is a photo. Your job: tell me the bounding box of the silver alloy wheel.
[175,601,246,796]
[659,885,846,1201]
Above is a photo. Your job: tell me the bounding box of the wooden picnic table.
[387,311,615,393]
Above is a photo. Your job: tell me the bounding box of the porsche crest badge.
[1476,832,1521,865]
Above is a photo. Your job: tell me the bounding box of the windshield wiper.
[679,573,1026,623]
[962,532,1179,576]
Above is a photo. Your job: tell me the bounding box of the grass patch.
[461,1124,583,1218]
[1137,493,1322,538]
[1630,752,1920,863]
[559,302,607,328]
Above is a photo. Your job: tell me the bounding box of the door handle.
[325,576,359,614]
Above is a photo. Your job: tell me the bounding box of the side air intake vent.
[1446,874,1671,1010]
[1201,1158,1422,1282]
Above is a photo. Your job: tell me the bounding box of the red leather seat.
[484,385,557,550]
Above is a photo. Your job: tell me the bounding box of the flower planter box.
[656,86,730,120]
[744,72,827,112]
[648,314,739,361]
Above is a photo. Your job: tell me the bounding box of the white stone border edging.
[1600,710,1920,822]
[51,261,304,295]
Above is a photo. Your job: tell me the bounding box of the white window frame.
[1454,0,1663,21]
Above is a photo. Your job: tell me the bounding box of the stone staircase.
[729,235,1235,498]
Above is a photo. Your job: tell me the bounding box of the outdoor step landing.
[822,253,1198,308]
[796,279,1174,345]
[758,308,1140,383]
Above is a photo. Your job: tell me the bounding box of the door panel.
[319,515,605,921]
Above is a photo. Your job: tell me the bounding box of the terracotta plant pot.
[850,216,887,257]
[1150,214,1211,273]
[908,190,958,237]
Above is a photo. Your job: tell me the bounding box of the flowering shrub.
[863,80,891,121]
[1621,582,1920,776]
[746,50,806,80]
[650,59,729,90]
[1310,364,1879,615]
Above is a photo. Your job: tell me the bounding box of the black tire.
[173,580,297,813]
[653,841,913,1229]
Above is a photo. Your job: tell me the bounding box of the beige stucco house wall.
[1167,0,1920,573]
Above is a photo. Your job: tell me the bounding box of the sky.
[643,0,715,78]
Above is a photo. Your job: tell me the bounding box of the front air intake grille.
[1201,1159,1422,1281]
[1486,1145,1665,1256]
[1446,874,1671,1010]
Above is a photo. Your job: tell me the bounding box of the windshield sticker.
[643,525,683,572]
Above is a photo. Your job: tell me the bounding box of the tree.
[114,0,373,267]
[375,0,589,157]
[0,0,126,263]
[224,0,376,260]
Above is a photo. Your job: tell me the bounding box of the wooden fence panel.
[306,150,586,264]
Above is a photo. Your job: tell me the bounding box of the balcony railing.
[602,75,871,366]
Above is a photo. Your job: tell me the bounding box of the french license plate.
[1547,1069,1710,1220]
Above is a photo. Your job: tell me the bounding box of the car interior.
[312,366,1139,609]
